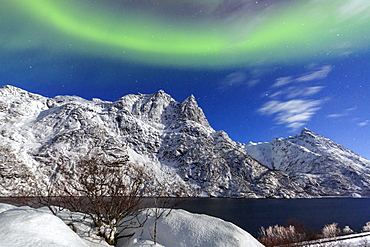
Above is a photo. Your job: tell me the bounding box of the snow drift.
[0,203,87,247]
[121,209,263,247]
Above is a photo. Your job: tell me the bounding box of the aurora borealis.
[1,0,370,158]
[3,0,369,67]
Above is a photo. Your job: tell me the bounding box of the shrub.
[342,226,354,235]
[258,224,306,247]
[363,222,370,232]
[321,223,341,238]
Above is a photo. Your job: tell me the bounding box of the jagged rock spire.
[180,94,210,127]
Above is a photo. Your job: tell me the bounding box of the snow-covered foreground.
[0,203,89,247]
[0,203,263,247]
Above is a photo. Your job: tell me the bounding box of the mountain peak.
[150,89,173,102]
[244,128,370,197]
[180,94,210,127]
[299,127,316,137]
[296,128,324,141]
[300,127,313,134]
[154,89,166,96]
[186,94,196,101]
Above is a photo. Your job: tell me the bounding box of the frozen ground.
[0,203,263,247]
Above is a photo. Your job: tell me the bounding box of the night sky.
[1,0,370,158]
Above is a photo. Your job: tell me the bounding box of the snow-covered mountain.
[243,128,370,197]
[1,85,369,198]
[0,85,306,198]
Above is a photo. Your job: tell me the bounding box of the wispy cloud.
[219,69,262,89]
[272,66,332,88]
[327,113,346,118]
[358,120,369,127]
[247,79,260,87]
[284,86,325,99]
[272,76,293,87]
[219,71,248,89]
[259,99,322,131]
[338,0,370,20]
[258,65,331,131]
[304,86,325,96]
[296,65,332,82]
[326,107,356,118]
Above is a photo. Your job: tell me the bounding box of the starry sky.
[1,0,370,158]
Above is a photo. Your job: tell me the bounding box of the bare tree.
[145,180,187,245]
[57,154,149,245]
[20,182,64,216]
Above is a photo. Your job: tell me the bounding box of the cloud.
[285,86,324,99]
[327,113,346,118]
[272,65,332,92]
[358,120,369,127]
[220,71,247,89]
[272,65,332,89]
[258,64,331,131]
[338,0,370,20]
[219,70,261,89]
[272,76,293,87]
[304,86,325,96]
[296,65,332,82]
[258,99,322,131]
[269,91,282,98]
[247,79,260,87]
[326,107,357,118]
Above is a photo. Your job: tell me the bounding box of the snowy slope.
[0,85,306,198]
[244,128,370,197]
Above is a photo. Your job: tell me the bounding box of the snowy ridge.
[244,128,370,197]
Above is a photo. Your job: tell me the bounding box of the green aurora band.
[2,0,370,68]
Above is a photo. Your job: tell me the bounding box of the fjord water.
[177,198,370,236]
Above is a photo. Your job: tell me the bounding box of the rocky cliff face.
[243,128,370,197]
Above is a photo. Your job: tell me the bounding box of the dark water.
[175,198,370,236]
